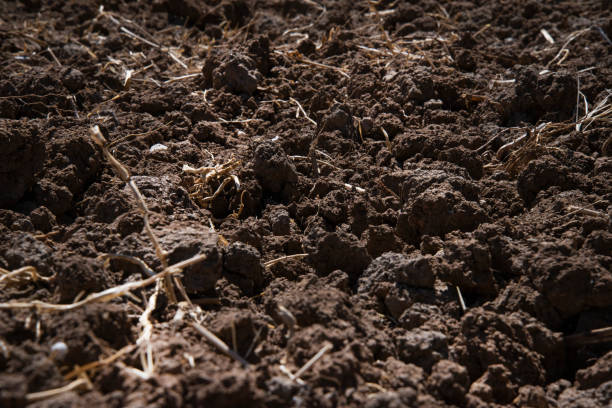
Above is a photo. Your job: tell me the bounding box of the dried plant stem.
[65,344,137,380]
[577,91,612,131]
[0,254,208,312]
[376,179,400,199]
[45,47,62,67]
[183,158,242,213]
[164,73,200,84]
[294,343,332,378]
[136,280,162,377]
[412,41,435,69]
[99,254,155,277]
[474,23,491,37]
[97,6,188,70]
[276,50,350,78]
[264,253,309,268]
[183,159,242,183]
[120,26,159,48]
[232,190,247,219]
[289,97,317,126]
[202,177,234,204]
[566,205,608,219]
[190,321,249,367]
[26,378,89,403]
[106,122,170,149]
[90,125,177,303]
[298,57,350,78]
[381,127,392,153]
[278,305,297,339]
[497,91,611,175]
[244,326,263,359]
[546,28,590,68]
[0,266,53,285]
[172,275,193,307]
[281,342,332,384]
[565,326,612,346]
[456,286,467,311]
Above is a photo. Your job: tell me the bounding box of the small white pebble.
[50,341,68,360]
[149,143,168,153]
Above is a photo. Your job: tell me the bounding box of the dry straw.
[0,266,53,286]
[495,90,611,176]
[182,157,242,211]
[90,125,178,302]
[0,254,208,312]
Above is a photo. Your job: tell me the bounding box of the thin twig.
[190,321,249,367]
[64,344,137,380]
[244,326,263,359]
[135,280,162,377]
[276,50,350,78]
[120,26,159,48]
[294,343,332,379]
[565,326,612,346]
[45,47,62,67]
[566,205,608,219]
[290,97,317,126]
[456,286,467,311]
[26,379,89,403]
[264,254,309,268]
[164,73,200,84]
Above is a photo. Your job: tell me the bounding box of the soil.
[1,0,611,407]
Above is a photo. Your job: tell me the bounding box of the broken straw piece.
[190,321,249,367]
[294,343,333,379]
[540,29,555,44]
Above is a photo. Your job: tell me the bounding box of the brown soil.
[1,0,611,407]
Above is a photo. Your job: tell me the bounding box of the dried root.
[0,266,53,287]
[183,157,243,212]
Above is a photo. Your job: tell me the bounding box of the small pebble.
[50,341,68,360]
[149,143,168,153]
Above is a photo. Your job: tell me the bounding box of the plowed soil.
[1,0,611,407]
